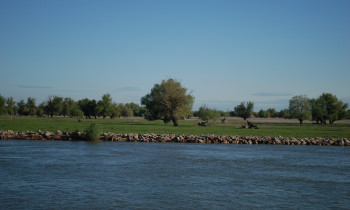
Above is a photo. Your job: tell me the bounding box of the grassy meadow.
[1,116,350,139]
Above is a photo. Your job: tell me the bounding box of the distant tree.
[0,95,6,115]
[62,97,75,117]
[219,110,228,117]
[45,96,63,118]
[346,110,350,120]
[121,105,133,117]
[141,78,194,126]
[6,97,16,115]
[289,95,311,124]
[78,98,97,119]
[277,109,290,119]
[78,99,89,118]
[312,93,348,124]
[258,109,267,118]
[37,102,45,117]
[266,108,277,118]
[17,99,26,116]
[197,105,221,123]
[71,107,84,119]
[125,102,146,117]
[26,97,37,116]
[97,93,113,119]
[89,100,98,119]
[311,98,327,124]
[234,101,254,121]
[110,103,121,118]
[228,111,236,117]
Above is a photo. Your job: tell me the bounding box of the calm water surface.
[0,140,349,209]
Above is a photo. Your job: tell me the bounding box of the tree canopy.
[141,78,194,126]
[289,95,311,124]
[44,96,63,118]
[1,89,348,125]
[97,93,113,119]
[0,95,6,115]
[6,97,16,115]
[312,93,348,124]
[234,101,254,121]
[26,97,37,116]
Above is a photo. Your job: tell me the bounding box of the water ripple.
[0,141,349,209]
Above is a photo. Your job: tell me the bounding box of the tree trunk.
[163,115,171,124]
[299,119,303,124]
[171,115,178,126]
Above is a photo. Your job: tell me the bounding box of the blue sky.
[1,0,349,111]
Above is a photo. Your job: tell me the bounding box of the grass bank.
[0,116,349,138]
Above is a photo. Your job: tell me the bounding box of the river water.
[0,140,349,209]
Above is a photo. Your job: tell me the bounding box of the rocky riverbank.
[1,130,349,146]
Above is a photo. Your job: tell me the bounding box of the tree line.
[196,94,349,125]
[140,79,349,126]
[1,78,349,126]
[0,94,146,119]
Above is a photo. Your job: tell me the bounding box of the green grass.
[1,116,350,138]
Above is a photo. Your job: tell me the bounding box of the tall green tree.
[37,102,45,117]
[26,97,37,116]
[234,101,254,121]
[62,97,75,117]
[97,93,113,119]
[110,103,121,118]
[258,109,267,118]
[71,107,84,119]
[78,98,97,119]
[6,97,16,115]
[311,98,327,124]
[141,78,194,126]
[45,96,63,118]
[0,95,6,115]
[289,95,311,124]
[17,99,26,116]
[313,93,348,124]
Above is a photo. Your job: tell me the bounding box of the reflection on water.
[1,140,349,209]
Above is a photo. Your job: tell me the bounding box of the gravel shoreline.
[1,130,349,146]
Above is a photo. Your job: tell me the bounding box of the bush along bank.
[1,130,349,146]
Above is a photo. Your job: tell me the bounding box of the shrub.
[198,105,221,123]
[84,123,101,141]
